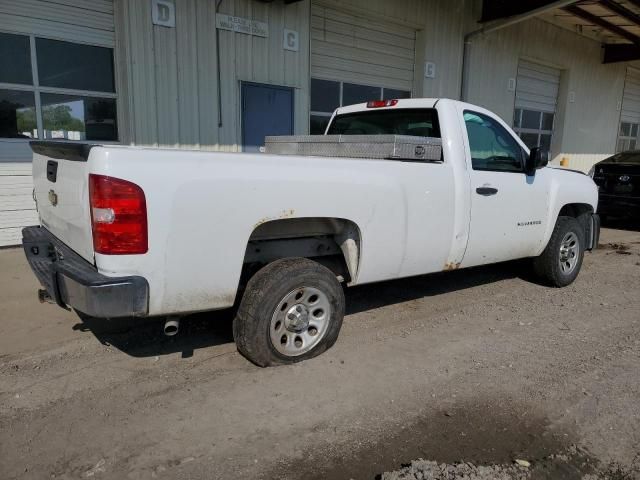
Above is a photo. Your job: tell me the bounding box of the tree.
[43,104,85,132]
[16,107,36,133]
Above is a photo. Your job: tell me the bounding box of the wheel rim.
[559,231,580,275]
[270,286,331,357]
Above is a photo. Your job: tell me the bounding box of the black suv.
[590,151,640,221]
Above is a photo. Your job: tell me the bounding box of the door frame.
[240,81,295,152]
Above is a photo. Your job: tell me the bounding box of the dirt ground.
[1,226,639,480]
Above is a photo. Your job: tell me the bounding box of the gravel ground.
[1,225,639,480]
[381,445,640,479]
[382,459,531,480]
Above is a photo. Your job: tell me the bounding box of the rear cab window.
[326,108,441,138]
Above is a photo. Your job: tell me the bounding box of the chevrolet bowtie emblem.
[48,189,58,206]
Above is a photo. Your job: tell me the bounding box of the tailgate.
[31,142,96,263]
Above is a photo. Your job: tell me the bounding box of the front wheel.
[532,216,585,287]
[233,258,345,367]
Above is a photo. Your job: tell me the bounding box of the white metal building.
[1,0,640,246]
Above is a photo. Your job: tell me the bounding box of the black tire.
[233,257,345,367]
[532,216,585,287]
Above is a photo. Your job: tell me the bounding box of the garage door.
[309,3,416,133]
[617,68,640,152]
[311,4,416,90]
[512,60,561,150]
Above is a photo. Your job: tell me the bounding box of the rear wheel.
[233,257,345,367]
[533,216,585,287]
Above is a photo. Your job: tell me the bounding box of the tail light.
[366,99,398,108]
[89,174,148,254]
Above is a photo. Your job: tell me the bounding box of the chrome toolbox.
[264,135,442,162]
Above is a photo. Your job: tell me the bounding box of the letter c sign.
[283,29,299,52]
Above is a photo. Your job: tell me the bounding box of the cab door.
[459,108,550,268]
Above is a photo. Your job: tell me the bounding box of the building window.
[0,32,117,142]
[310,78,410,134]
[513,108,553,151]
[0,89,37,138]
[617,122,639,152]
[0,32,32,85]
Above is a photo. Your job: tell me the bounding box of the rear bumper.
[22,226,149,318]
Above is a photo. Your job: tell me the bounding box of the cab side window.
[464,111,523,172]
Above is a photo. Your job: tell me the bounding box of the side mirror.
[525,147,549,176]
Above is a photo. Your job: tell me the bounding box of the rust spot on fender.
[443,262,461,271]
[253,209,296,229]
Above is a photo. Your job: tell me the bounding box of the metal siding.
[117,0,310,151]
[195,0,219,148]
[0,0,114,46]
[40,0,113,13]
[550,153,611,173]
[125,0,159,146]
[0,209,38,229]
[308,0,467,99]
[218,0,239,151]
[466,17,624,157]
[154,23,180,147]
[419,0,467,99]
[0,228,27,246]
[175,0,200,147]
[311,2,416,91]
[286,2,310,135]
[0,164,35,247]
[0,141,32,163]
[311,0,429,28]
[113,0,134,144]
[515,60,560,113]
[620,67,640,124]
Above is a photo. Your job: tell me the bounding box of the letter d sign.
[152,0,176,28]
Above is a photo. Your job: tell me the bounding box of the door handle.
[476,187,498,196]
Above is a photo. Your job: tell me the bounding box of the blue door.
[241,82,294,152]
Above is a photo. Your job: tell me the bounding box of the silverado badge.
[48,189,58,207]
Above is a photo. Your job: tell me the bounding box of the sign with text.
[216,14,268,37]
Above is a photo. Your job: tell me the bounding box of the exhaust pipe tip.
[163,317,180,336]
[38,289,54,304]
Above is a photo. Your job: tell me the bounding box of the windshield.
[326,108,440,138]
[606,151,640,164]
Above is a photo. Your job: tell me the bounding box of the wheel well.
[242,217,361,283]
[558,203,593,219]
[557,203,595,246]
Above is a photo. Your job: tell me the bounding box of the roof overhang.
[480,0,640,63]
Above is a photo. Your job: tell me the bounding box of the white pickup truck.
[22,98,600,366]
